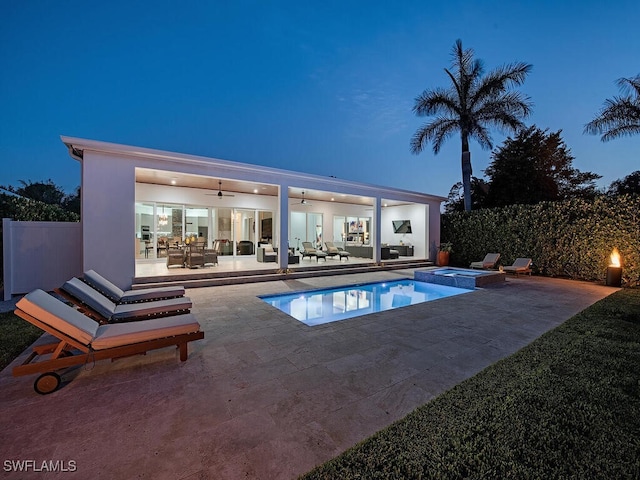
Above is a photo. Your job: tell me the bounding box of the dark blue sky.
[1,1,638,196]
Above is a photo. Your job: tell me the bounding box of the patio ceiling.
[135,168,408,207]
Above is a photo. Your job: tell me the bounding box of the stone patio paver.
[0,271,617,479]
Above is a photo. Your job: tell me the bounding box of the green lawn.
[0,310,42,371]
[302,288,640,479]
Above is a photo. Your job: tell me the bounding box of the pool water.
[259,279,472,326]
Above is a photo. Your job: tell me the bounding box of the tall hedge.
[442,195,639,284]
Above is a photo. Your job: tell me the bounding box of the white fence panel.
[3,219,82,300]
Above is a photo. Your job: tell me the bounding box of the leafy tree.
[584,74,640,141]
[411,39,533,211]
[608,170,640,195]
[483,126,601,207]
[7,179,65,205]
[444,177,490,213]
[62,186,81,215]
[1,179,80,214]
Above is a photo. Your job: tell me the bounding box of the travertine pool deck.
[0,271,618,479]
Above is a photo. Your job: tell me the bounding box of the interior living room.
[134,171,431,279]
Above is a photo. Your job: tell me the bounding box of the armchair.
[185,244,205,269]
[166,247,185,268]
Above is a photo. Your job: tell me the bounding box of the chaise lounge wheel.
[34,372,61,395]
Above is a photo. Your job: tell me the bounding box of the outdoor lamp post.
[606,248,622,287]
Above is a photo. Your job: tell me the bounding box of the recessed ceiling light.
[253,189,258,193]
[331,197,335,201]
[170,178,177,185]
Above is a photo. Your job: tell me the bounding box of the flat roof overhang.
[62,135,447,206]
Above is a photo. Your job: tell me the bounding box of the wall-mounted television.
[392,220,412,234]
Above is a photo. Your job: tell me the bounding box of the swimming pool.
[259,279,472,326]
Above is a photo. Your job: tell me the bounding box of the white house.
[6,136,446,294]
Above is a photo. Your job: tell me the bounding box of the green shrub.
[0,192,80,222]
[442,195,640,283]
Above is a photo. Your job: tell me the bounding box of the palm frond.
[585,97,640,140]
[467,124,493,151]
[413,88,459,117]
[470,63,533,106]
[615,74,640,97]
[585,74,640,141]
[411,118,458,154]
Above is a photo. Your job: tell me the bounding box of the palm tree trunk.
[461,136,472,211]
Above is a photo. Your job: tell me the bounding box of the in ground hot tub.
[415,267,505,289]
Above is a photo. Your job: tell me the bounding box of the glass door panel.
[290,211,306,252]
[135,202,154,259]
[185,207,209,245]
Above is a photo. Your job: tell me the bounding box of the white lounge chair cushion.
[471,253,500,268]
[84,270,185,303]
[503,258,532,272]
[16,289,99,345]
[118,286,185,303]
[62,277,192,321]
[263,244,275,253]
[92,314,201,350]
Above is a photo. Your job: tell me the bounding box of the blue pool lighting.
[259,279,472,326]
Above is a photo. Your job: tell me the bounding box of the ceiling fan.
[206,180,235,198]
[291,191,312,206]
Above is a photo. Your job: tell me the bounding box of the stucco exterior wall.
[81,151,136,289]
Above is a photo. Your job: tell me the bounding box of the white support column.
[278,184,289,270]
[373,197,382,264]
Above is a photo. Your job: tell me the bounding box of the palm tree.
[411,39,533,211]
[584,74,640,141]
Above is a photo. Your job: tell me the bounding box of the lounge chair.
[185,244,205,268]
[470,253,501,270]
[12,289,203,394]
[503,258,532,276]
[325,242,350,260]
[83,270,185,304]
[58,277,192,324]
[301,242,327,261]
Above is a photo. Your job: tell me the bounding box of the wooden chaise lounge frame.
[12,289,204,395]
